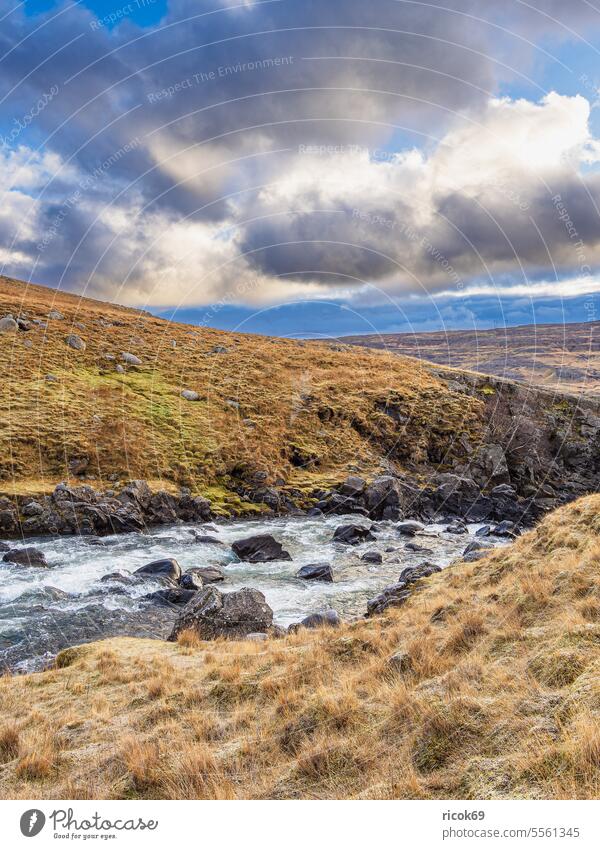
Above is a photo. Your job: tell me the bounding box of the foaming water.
[0,514,505,670]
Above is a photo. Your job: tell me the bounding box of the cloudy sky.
[2,0,600,336]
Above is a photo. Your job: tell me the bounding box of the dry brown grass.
[0,274,484,510]
[0,495,599,799]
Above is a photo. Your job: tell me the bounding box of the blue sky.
[3,1,600,336]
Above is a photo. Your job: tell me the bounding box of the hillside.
[1,494,599,800]
[341,321,600,396]
[0,275,484,508]
[3,275,600,529]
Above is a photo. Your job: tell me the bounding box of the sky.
[2,1,600,337]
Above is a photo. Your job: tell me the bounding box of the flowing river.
[0,514,507,670]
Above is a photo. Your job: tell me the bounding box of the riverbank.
[0,494,598,800]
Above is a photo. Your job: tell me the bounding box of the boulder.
[361,550,383,564]
[3,547,48,568]
[333,523,376,545]
[121,352,142,365]
[362,475,411,520]
[445,521,467,535]
[367,561,441,616]
[289,609,341,632]
[475,525,492,537]
[339,475,366,496]
[65,334,85,351]
[134,558,181,581]
[168,586,273,640]
[192,534,222,545]
[295,562,333,582]
[187,566,224,584]
[231,534,291,562]
[179,571,204,591]
[396,520,425,536]
[47,310,64,320]
[405,542,433,553]
[181,389,199,401]
[493,520,517,537]
[100,569,144,586]
[0,315,17,333]
[148,587,198,606]
[463,540,494,556]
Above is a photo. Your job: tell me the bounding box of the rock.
[363,475,412,520]
[445,522,467,535]
[16,317,31,331]
[192,534,222,545]
[339,475,366,496]
[148,587,198,606]
[361,550,382,564]
[396,520,425,536]
[246,632,268,642]
[3,547,48,568]
[475,525,492,537]
[493,520,517,537]
[115,364,125,374]
[188,566,224,584]
[231,534,292,562]
[388,650,413,674]
[21,500,44,517]
[168,586,274,640]
[134,558,181,581]
[0,315,17,333]
[405,542,433,553]
[333,523,376,545]
[463,540,494,556]
[296,562,333,582]
[121,352,142,365]
[289,609,341,632]
[100,569,144,586]
[367,561,441,616]
[47,310,64,319]
[179,571,204,591]
[208,345,228,354]
[181,389,199,401]
[45,374,58,382]
[65,334,86,350]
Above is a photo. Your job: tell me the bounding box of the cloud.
[2,1,600,309]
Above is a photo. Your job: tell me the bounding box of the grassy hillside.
[1,495,599,800]
[0,275,485,503]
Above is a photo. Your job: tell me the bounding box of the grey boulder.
[134,558,182,582]
[232,534,291,562]
[3,547,48,568]
[168,586,273,640]
[296,562,333,582]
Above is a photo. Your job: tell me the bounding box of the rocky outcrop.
[168,586,274,640]
[0,480,212,539]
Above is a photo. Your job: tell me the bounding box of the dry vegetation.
[343,321,600,395]
[1,495,599,800]
[0,275,485,508]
